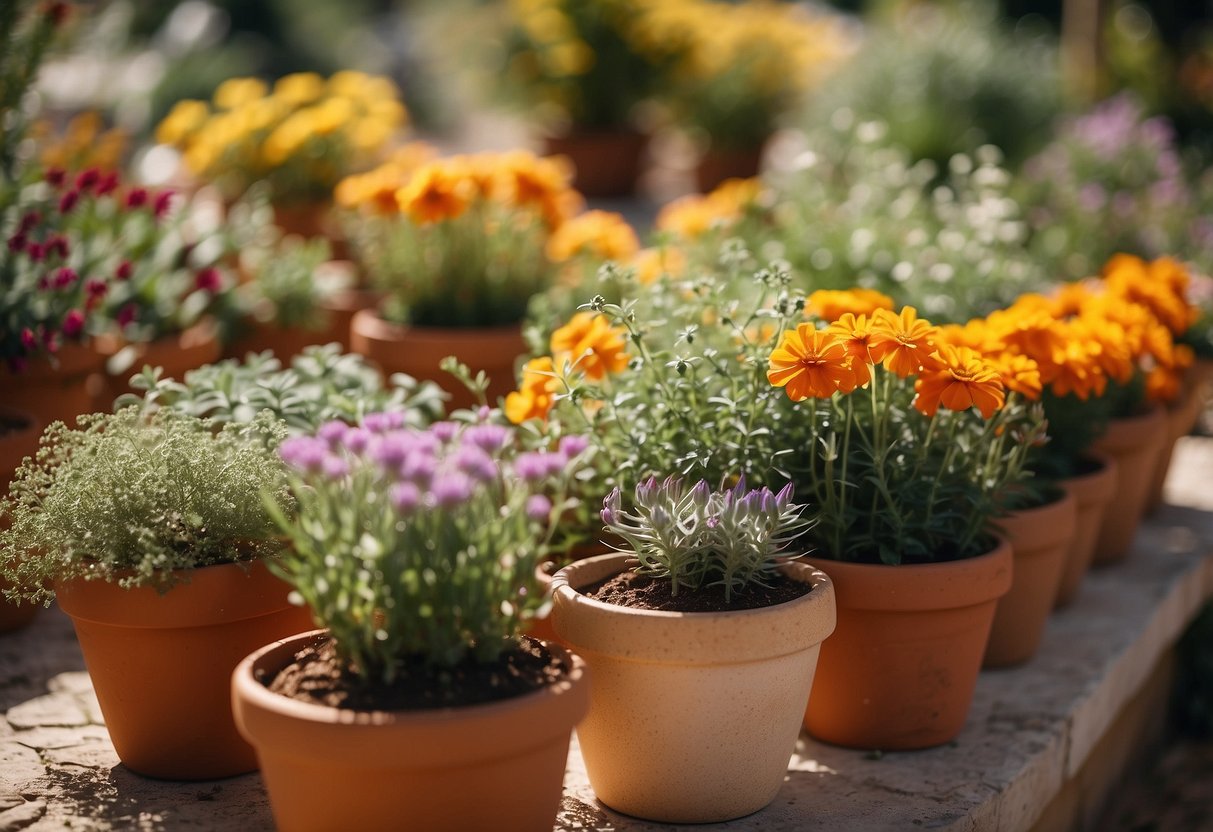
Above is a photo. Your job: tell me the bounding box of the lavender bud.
[400,452,438,486]
[431,471,474,507]
[341,428,371,454]
[526,494,552,522]
[279,437,327,472]
[601,487,621,526]
[464,424,511,453]
[430,421,459,443]
[514,452,549,482]
[317,420,348,447]
[557,434,590,458]
[322,454,350,479]
[453,445,498,482]
[390,481,421,514]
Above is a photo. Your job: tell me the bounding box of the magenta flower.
[430,421,459,443]
[431,471,474,507]
[57,190,79,214]
[153,191,175,219]
[117,303,138,328]
[558,435,590,458]
[464,424,511,453]
[453,445,498,482]
[513,452,550,482]
[390,481,421,514]
[317,420,349,447]
[60,309,84,339]
[75,169,100,192]
[526,494,552,522]
[115,260,133,281]
[194,268,221,293]
[125,188,149,209]
[279,436,328,472]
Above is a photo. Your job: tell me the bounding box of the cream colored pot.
[551,553,836,823]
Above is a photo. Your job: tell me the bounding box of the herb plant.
[269,412,594,685]
[1,408,293,604]
[601,475,810,600]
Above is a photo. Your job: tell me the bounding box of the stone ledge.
[1,440,1212,831]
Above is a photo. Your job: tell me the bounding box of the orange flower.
[806,288,895,322]
[767,324,857,400]
[396,163,473,224]
[545,210,640,263]
[550,313,629,381]
[1146,364,1183,405]
[631,246,687,285]
[989,353,1043,400]
[868,307,942,377]
[913,345,1006,419]
[827,312,877,388]
[504,357,560,423]
[655,195,720,239]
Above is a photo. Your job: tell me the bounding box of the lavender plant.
[600,476,811,601]
[268,412,594,685]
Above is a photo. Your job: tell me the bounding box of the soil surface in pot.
[586,570,812,612]
[0,411,32,437]
[264,636,567,711]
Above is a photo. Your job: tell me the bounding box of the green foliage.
[115,344,446,436]
[601,476,811,600]
[0,408,293,604]
[237,235,342,332]
[0,0,65,179]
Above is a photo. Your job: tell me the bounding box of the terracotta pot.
[273,202,350,260]
[526,540,613,646]
[1090,404,1168,565]
[350,308,526,411]
[804,538,1012,750]
[55,560,314,779]
[93,319,222,407]
[551,553,836,823]
[542,129,648,198]
[233,629,588,832]
[1146,387,1207,513]
[983,491,1077,668]
[1054,453,1118,609]
[223,320,336,363]
[694,142,765,193]
[315,285,382,353]
[0,407,43,633]
[1,342,102,428]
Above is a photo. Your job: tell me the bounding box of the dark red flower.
[26,242,45,262]
[85,278,108,300]
[115,260,133,280]
[75,168,100,192]
[117,303,138,328]
[125,188,148,209]
[20,329,37,351]
[52,267,78,289]
[19,211,41,232]
[7,234,26,254]
[46,235,69,259]
[36,275,50,291]
[45,168,66,188]
[61,309,85,339]
[45,2,69,27]
[58,189,80,214]
[153,190,175,219]
[96,171,119,196]
[194,267,221,293]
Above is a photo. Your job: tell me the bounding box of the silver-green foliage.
[601,475,811,600]
[0,408,293,604]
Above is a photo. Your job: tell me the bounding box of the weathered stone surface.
[0,440,1208,830]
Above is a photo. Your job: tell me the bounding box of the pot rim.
[551,553,836,664]
[351,307,526,342]
[232,629,589,765]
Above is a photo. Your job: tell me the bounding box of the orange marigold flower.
[767,324,858,401]
[550,312,629,381]
[990,353,1043,400]
[545,210,640,263]
[827,312,877,388]
[631,246,687,285]
[1146,364,1183,405]
[396,163,473,224]
[805,288,895,322]
[504,357,560,423]
[1047,333,1107,400]
[655,194,731,239]
[868,306,942,377]
[913,345,1006,419]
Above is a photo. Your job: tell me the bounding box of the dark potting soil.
[263,636,567,712]
[585,570,812,612]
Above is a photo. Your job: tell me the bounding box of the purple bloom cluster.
[280,413,592,520]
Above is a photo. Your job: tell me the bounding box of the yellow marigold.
[869,307,943,377]
[213,77,268,110]
[655,194,728,239]
[913,345,1006,419]
[631,246,687,285]
[767,324,859,400]
[396,162,475,225]
[545,210,639,263]
[156,99,209,146]
[273,72,326,107]
[505,357,561,423]
[706,177,764,214]
[805,288,895,322]
[550,312,629,381]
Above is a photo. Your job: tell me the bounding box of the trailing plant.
[0,408,293,605]
[600,475,810,600]
[115,344,446,436]
[268,411,594,685]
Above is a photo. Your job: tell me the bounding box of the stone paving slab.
[2,441,1212,831]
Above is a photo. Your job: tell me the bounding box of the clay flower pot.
[55,560,313,779]
[525,540,614,647]
[1054,453,1118,609]
[223,320,333,363]
[92,319,222,407]
[804,537,1012,750]
[542,128,648,198]
[233,629,588,832]
[551,553,836,823]
[272,201,349,259]
[1090,404,1167,566]
[1145,387,1207,513]
[694,141,766,193]
[1,342,102,428]
[983,491,1077,668]
[350,308,526,411]
[0,407,43,633]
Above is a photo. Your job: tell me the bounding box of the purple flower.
[775,482,794,508]
[514,452,550,482]
[430,421,459,443]
[341,427,371,454]
[453,445,498,482]
[322,455,350,479]
[464,424,511,453]
[400,452,437,486]
[601,487,621,526]
[370,434,413,469]
[526,494,552,522]
[689,479,710,507]
[431,471,474,507]
[558,434,590,458]
[280,436,328,472]
[363,411,405,433]
[390,481,421,514]
[317,420,348,447]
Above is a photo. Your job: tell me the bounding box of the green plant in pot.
[552,475,835,823]
[231,410,593,832]
[0,407,312,779]
[343,149,578,409]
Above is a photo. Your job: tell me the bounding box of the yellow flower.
[655,195,722,239]
[545,210,639,263]
[631,246,687,285]
[156,100,209,146]
[273,72,326,107]
[805,288,895,322]
[505,357,561,423]
[396,162,475,225]
[213,77,268,110]
[550,312,629,381]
